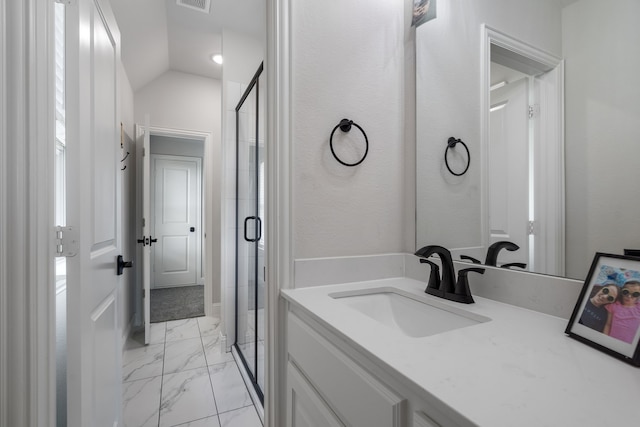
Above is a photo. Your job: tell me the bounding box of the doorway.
[137,128,214,329]
[481,25,565,276]
[149,134,204,322]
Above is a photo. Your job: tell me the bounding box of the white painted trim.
[1,0,57,425]
[265,1,293,426]
[210,302,221,318]
[480,24,564,275]
[0,0,7,423]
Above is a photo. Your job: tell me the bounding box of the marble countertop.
[281,277,640,427]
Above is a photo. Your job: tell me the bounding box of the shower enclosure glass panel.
[235,63,265,402]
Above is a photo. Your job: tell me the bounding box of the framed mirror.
[416,0,640,281]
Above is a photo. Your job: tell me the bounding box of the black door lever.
[117,255,133,275]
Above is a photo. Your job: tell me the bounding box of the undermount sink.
[330,287,490,338]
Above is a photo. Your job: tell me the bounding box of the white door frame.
[136,126,213,314]
[1,0,57,425]
[480,24,565,275]
[1,0,293,425]
[265,1,294,426]
[150,154,203,288]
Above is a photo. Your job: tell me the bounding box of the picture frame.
[566,252,640,366]
[412,0,436,28]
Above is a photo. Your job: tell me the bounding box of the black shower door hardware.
[243,216,262,242]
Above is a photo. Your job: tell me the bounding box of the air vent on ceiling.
[176,0,211,14]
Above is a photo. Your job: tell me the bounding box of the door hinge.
[528,104,540,119]
[54,226,79,257]
[142,217,146,228]
[527,221,536,235]
[142,147,146,157]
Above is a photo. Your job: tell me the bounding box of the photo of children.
[579,265,640,344]
[412,0,436,27]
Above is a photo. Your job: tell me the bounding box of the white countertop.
[281,277,640,427]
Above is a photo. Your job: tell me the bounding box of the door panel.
[65,0,122,425]
[489,77,529,266]
[152,156,200,287]
[235,63,265,402]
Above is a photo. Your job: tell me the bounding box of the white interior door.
[488,77,529,266]
[532,66,564,275]
[65,0,123,425]
[152,155,200,288]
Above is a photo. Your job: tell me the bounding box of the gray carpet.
[151,285,204,323]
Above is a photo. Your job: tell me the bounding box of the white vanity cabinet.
[285,308,448,427]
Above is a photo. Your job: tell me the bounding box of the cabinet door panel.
[414,411,440,427]
[287,362,344,427]
[288,313,406,427]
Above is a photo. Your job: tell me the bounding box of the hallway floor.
[122,316,262,427]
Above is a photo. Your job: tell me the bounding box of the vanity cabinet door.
[413,411,440,427]
[288,313,406,427]
[287,361,345,427]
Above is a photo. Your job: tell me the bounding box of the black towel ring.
[329,118,369,167]
[444,137,470,176]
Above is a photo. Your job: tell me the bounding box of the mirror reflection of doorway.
[149,135,206,323]
[483,27,565,276]
[235,63,265,402]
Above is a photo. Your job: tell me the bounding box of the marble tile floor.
[123,316,263,427]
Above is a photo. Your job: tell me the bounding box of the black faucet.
[415,245,482,304]
[485,241,520,266]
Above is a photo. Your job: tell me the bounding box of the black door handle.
[117,255,133,275]
[244,216,258,242]
[190,227,195,232]
[256,217,262,241]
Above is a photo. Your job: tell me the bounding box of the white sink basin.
[330,287,490,338]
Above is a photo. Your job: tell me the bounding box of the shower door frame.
[234,62,265,404]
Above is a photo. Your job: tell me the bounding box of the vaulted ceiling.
[110,0,266,91]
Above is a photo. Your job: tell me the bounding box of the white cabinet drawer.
[288,313,406,427]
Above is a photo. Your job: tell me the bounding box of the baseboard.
[122,318,132,351]
[220,330,228,352]
[208,302,221,318]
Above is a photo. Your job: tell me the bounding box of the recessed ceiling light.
[211,54,223,65]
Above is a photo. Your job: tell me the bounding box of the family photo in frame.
[566,253,640,366]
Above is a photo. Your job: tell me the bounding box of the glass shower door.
[235,63,264,402]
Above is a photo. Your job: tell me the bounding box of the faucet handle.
[500,262,527,270]
[460,255,482,264]
[451,267,485,304]
[420,259,441,293]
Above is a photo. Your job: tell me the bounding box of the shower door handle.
[256,217,262,241]
[244,216,258,242]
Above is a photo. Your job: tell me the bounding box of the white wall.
[135,70,222,305]
[415,0,563,250]
[291,0,412,260]
[563,0,640,277]
[151,135,204,158]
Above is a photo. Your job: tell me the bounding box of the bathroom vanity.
[282,278,640,427]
